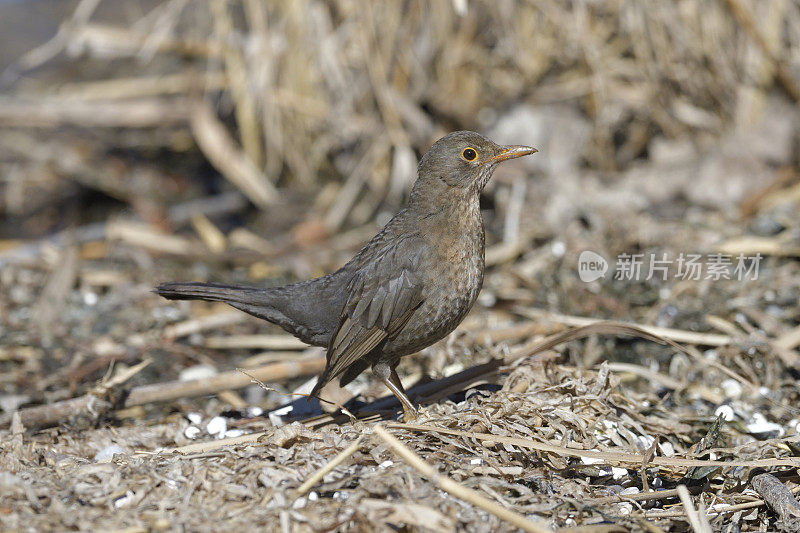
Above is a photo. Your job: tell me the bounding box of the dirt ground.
[2,1,800,532]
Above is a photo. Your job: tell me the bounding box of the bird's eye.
[461,147,478,161]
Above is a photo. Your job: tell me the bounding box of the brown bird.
[156,131,536,420]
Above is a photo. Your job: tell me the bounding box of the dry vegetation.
[1,0,800,531]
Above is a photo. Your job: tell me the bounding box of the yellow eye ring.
[461,147,478,161]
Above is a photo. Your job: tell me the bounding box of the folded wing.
[311,237,425,393]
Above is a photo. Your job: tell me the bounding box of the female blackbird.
[157,131,536,420]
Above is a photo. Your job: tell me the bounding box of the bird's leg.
[373,361,418,422]
[389,366,419,422]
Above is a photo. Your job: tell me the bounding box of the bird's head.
[415,131,536,196]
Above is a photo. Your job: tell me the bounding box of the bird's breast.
[385,199,485,356]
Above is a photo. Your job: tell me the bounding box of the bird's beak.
[483,145,538,164]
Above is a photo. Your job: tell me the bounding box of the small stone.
[114,490,136,509]
[184,426,201,440]
[292,497,306,509]
[246,406,263,418]
[746,413,784,438]
[658,442,675,457]
[206,416,227,438]
[720,379,743,399]
[715,404,735,421]
[612,467,628,480]
[94,445,126,462]
[179,365,217,382]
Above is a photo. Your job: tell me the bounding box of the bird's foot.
[401,404,419,423]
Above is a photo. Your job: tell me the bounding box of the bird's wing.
[321,238,425,385]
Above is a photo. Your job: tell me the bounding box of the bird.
[156,131,536,421]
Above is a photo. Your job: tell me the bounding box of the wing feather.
[319,237,425,386]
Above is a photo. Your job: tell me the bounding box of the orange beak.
[482,145,538,164]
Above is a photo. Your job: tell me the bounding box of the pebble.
[611,467,628,480]
[94,445,126,462]
[720,379,743,399]
[715,404,735,421]
[179,365,217,382]
[184,426,201,440]
[746,413,784,438]
[658,442,675,457]
[206,416,227,438]
[292,497,306,509]
[246,406,264,418]
[634,434,655,450]
[114,490,136,509]
[269,405,293,427]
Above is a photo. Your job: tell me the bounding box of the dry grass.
[2,0,800,225]
[1,0,800,531]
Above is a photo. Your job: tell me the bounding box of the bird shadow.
[268,359,504,425]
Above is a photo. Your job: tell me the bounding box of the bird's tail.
[155,281,265,304]
[155,281,286,324]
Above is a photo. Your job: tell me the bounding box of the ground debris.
[1,1,800,530]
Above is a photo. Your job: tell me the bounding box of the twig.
[505,320,700,365]
[587,486,698,506]
[723,0,800,103]
[204,334,307,350]
[161,311,246,339]
[294,436,364,497]
[32,246,79,332]
[190,213,227,254]
[1,191,247,267]
[677,484,712,533]
[776,324,800,351]
[514,309,732,347]
[55,71,228,100]
[388,423,800,469]
[123,355,325,406]
[0,359,151,430]
[1,356,324,429]
[98,359,153,391]
[640,485,800,519]
[372,425,553,533]
[604,362,682,390]
[190,99,277,208]
[106,220,204,256]
[209,0,263,167]
[157,432,264,455]
[0,96,191,128]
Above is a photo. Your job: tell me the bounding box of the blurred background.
[4,3,800,529]
[0,0,799,408]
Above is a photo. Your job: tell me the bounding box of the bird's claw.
[401,406,418,423]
